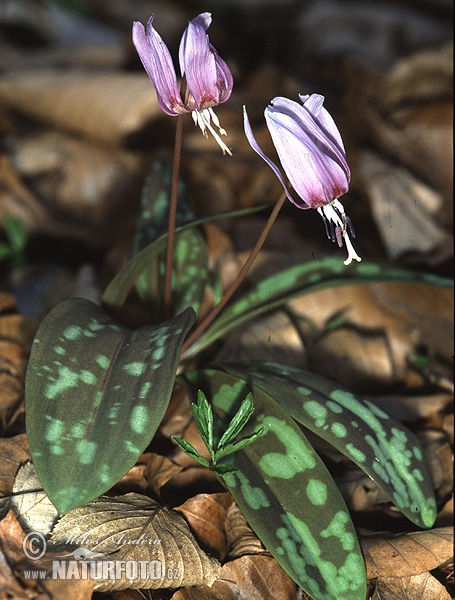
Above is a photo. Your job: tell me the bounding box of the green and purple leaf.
[182,370,367,600]
[25,298,195,515]
[182,259,453,359]
[222,362,437,529]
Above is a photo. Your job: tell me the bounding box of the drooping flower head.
[133,13,233,155]
[244,94,361,264]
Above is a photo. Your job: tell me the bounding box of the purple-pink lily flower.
[244,94,361,264]
[132,13,233,155]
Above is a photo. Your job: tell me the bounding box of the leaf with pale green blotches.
[130,160,208,320]
[221,362,437,529]
[182,259,453,359]
[182,369,367,600]
[25,298,195,515]
[101,205,265,318]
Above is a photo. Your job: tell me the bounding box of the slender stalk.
[164,115,184,320]
[182,191,287,355]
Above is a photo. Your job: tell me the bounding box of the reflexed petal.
[179,15,218,110]
[300,94,346,154]
[265,108,349,208]
[212,49,234,104]
[132,18,186,116]
[268,96,350,180]
[243,106,309,209]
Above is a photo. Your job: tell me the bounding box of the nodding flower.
[244,94,361,264]
[133,13,233,155]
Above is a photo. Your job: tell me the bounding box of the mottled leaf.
[183,370,367,600]
[25,298,195,515]
[222,362,437,529]
[183,259,452,359]
[49,492,220,590]
[101,205,264,315]
[131,159,208,320]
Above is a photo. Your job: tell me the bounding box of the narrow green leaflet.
[182,370,367,600]
[223,362,437,529]
[25,298,195,515]
[183,259,453,359]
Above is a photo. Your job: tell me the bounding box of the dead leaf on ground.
[49,492,220,591]
[371,572,452,600]
[171,555,297,600]
[0,295,37,432]
[361,527,453,579]
[0,433,30,516]
[175,493,233,561]
[225,502,267,559]
[0,509,94,599]
[0,72,163,146]
[12,461,59,536]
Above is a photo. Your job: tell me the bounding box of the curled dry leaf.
[49,492,220,591]
[0,433,30,517]
[144,452,184,498]
[0,72,162,145]
[361,527,453,579]
[175,493,233,561]
[0,294,37,432]
[2,131,141,247]
[358,150,451,263]
[371,572,452,600]
[0,509,94,599]
[12,461,59,536]
[171,555,297,600]
[225,502,267,559]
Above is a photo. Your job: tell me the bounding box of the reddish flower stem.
[181,191,287,355]
[164,115,184,320]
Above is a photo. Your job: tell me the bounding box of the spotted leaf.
[222,362,437,529]
[183,259,452,359]
[101,205,264,315]
[182,369,367,600]
[130,159,208,320]
[25,298,195,515]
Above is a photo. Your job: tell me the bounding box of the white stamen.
[192,108,232,156]
[318,199,361,265]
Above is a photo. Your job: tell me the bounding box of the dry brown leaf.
[49,492,220,591]
[358,150,451,262]
[371,572,452,600]
[0,433,30,516]
[361,527,453,579]
[0,509,94,599]
[144,452,184,497]
[171,555,297,600]
[0,296,37,432]
[0,72,163,145]
[225,502,267,559]
[2,132,141,247]
[12,461,59,536]
[175,493,233,561]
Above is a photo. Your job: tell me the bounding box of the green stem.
[181,191,287,355]
[164,115,183,320]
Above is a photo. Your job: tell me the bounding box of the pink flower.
[244,94,361,264]
[133,13,233,155]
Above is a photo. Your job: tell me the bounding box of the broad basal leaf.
[49,492,220,590]
[182,370,367,600]
[183,259,453,359]
[222,363,437,529]
[25,298,195,515]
